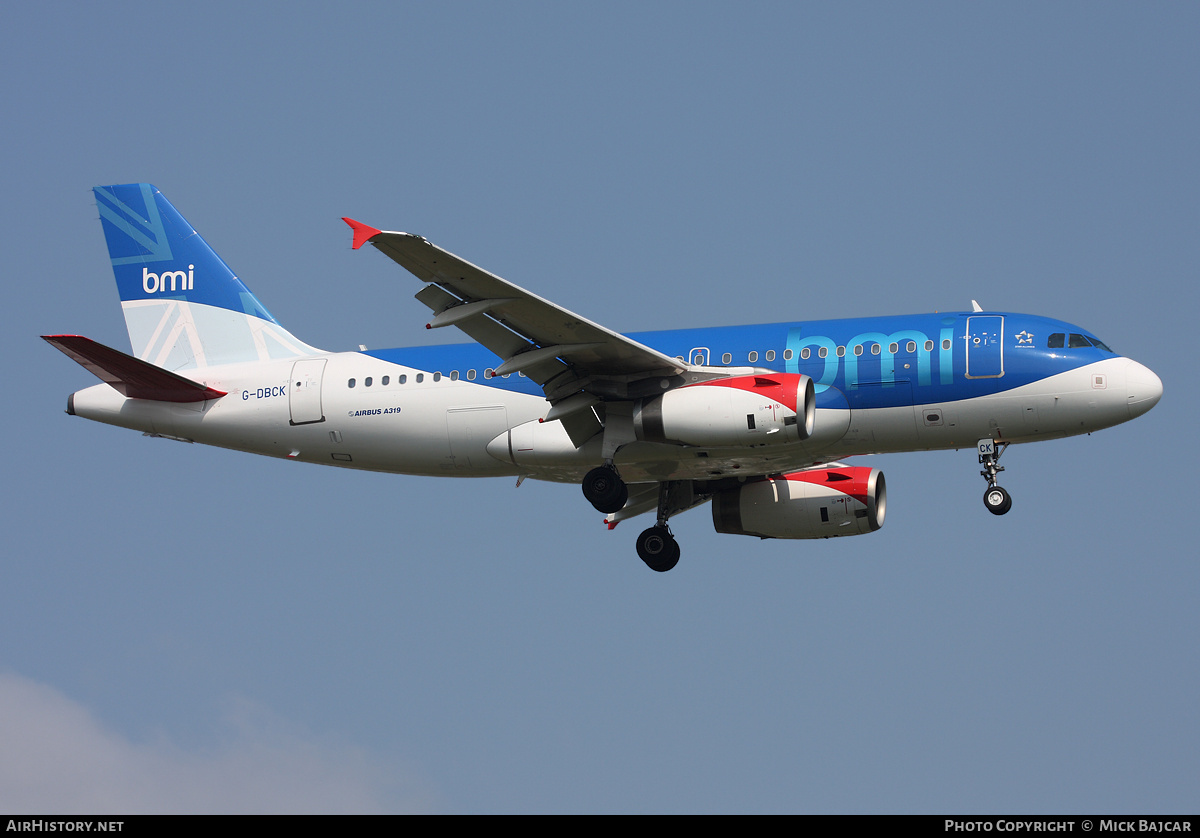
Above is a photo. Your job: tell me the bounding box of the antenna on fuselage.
[971,300,983,312]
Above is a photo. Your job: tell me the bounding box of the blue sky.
[2,1,1196,813]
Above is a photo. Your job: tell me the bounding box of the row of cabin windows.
[347,338,967,388]
[677,349,789,365]
[801,339,951,359]
[676,339,953,366]
[347,369,521,388]
[1047,333,1112,351]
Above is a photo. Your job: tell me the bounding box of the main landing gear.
[633,481,697,572]
[978,438,1013,515]
[582,464,628,514]
[635,525,680,573]
[582,467,686,571]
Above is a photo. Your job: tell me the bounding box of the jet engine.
[711,466,885,539]
[634,373,815,448]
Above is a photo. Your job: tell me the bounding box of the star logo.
[1015,330,1034,346]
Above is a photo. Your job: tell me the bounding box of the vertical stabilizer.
[94,184,318,369]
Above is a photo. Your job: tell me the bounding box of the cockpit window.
[1049,331,1112,352]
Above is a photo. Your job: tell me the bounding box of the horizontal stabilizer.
[42,335,227,403]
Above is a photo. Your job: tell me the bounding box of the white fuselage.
[67,350,1158,486]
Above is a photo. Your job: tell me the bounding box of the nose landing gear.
[983,485,1012,515]
[978,438,1013,515]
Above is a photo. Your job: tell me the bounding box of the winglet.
[342,217,382,250]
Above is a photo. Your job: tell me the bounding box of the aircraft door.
[965,316,1004,379]
[289,359,327,425]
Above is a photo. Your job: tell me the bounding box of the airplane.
[44,184,1163,571]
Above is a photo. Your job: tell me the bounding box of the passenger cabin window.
[800,348,810,360]
[416,373,424,383]
[854,345,863,356]
[721,353,732,364]
[364,377,373,387]
[467,369,476,381]
[783,349,793,361]
[818,347,828,359]
[925,340,934,351]
[382,375,389,385]
[748,351,759,362]
[942,339,951,350]
[348,378,356,388]
[399,374,407,384]
[433,372,442,382]
[765,350,775,361]
[836,346,845,357]
[871,344,881,355]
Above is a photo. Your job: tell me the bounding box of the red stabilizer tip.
[342,217,382,250]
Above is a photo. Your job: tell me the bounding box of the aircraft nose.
[1124,359,1163,419]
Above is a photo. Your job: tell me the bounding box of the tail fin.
[94,184,318,369]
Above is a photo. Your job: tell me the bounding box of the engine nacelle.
[634,374,815,447]
[711,466,886,539]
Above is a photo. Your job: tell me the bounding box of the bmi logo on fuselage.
[142,265,194,294]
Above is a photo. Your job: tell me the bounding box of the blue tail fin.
[94,184,318,369]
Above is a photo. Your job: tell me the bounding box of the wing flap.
[413,283,571,386]
[43,335,227,403]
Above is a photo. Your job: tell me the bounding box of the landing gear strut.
[634,481,693,572]
[583,464,628,514]
[978,438,1013,515]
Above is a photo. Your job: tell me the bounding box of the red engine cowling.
[711,466,886,539]
[634,373,815,447]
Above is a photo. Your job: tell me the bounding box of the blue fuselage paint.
[364,311,1112,411]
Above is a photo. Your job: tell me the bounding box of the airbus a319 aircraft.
[45,184,1163,571]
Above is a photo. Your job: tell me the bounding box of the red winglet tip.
[342,217,382,250]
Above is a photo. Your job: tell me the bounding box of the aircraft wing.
[344,220,687,406]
